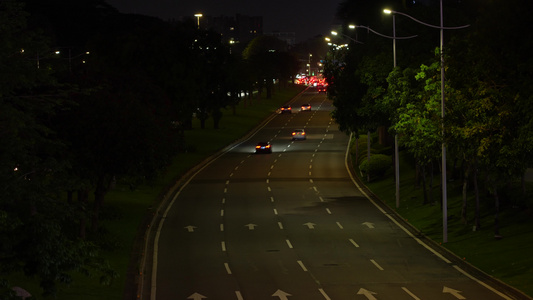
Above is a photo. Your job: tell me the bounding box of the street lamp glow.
[331,31,338,36]
[383,9,392,14]
[194,13,203,29]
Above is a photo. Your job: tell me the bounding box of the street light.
[331,30,364,44]
[194,13,203,29]
[384,2,469,243]
[344,25,415,187]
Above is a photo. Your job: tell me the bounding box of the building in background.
[203,14,263,54]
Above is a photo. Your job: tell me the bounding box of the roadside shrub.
[359,154,392,181]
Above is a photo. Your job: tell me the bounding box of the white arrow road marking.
[357,288,377,300]
[362,222,375,229]
[303,222,316,229]
[443,286,466,299]
[245,223,257,230]
[184,225,197,232]
[187,292,207,299]
[272,289,292,299]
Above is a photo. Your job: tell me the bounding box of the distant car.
[301,104,311,111]
[280,105,292,114]
[317,85,327,93]
[292,129,306,140]
[255,142,272,153]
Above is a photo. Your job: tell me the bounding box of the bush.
[359,154,392,181]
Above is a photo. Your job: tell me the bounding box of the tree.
[1,2,116,297]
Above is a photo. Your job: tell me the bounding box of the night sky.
[104,0,344,42]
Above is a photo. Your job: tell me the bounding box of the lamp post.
[384,2,469,243]
[194,13,203,29]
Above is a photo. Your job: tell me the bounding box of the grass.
[356,133,533,298]
[35,85,306,300]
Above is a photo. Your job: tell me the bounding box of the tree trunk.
[421,163,429,205]
[461,164,469,225]
[78,188,89,239]
[473,160,481,230]
[367,131,371,182]
[493,186,501,238]
[91,175,108,233]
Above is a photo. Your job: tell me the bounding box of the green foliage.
[359,154,392,181]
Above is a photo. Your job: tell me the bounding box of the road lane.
[151,87,519,300]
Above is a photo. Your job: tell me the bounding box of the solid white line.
[224,263,232,274]
[336,222,344,229]
[453,265,514,300]
[286,239,293,249]
[343,134,452,264]
[402,287,420,300]
[370,259,384,271]
[297,260,308,272]
[235,291,244,300]
[319,288,331,300]
[349,239,360,248]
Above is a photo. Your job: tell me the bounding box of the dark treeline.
[0,0,301,297]
[325,0,533,235]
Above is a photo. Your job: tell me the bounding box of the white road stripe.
[278,222,284,229]
[221,241,226,252]
[224,263,232,274]
[349,239,360,248]
[370,259,384,271]
[402,287,420,300]
[336,222,344,229]
[319,288,331,300]
[297,260,308,272]
[286,239,293,249]
[235,291,243,300]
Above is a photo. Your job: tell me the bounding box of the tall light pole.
[333,27,415,185]
[347,24,415,208]
[194,13,203,29]
[384,2,468,243]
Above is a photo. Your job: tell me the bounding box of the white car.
[292,129,306,140]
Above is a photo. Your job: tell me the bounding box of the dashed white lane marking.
[286,239,293,249]
[235,291,244,300]
[220,224,224,231]
[319,288,332,300]
[370,259,384,271]
[224,263,232,274]
[278,222,284,229]
[221,241,226,252]
[402,287,420,300]
[326,208,332,214]
[273,209,278,215]
[336,222,344,229]
[297,260,308,272]
[349,239,360,248]
[220,210,224,217]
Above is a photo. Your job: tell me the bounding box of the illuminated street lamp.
[384,2,469,243]
[194,13,203,29]
[344,25,415,185]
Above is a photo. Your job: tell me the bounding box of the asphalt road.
[149,88,519,300]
